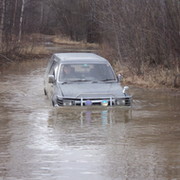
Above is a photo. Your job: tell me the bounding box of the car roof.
[53,53,109,63]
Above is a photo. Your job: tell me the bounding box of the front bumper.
[56,96,132,107]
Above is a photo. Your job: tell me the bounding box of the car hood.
[58,82,125,98]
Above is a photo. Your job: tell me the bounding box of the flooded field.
[0,60,180,180]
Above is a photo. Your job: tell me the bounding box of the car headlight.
[101,100,108,106]
[63,100,74,106]
[116,99,125,106]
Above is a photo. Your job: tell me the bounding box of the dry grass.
[98,44,180,89]
[118,63,179,88]
[19,34,98,56]
[0,33,98,67]
[51,35,98,49]
[1,34,179,89]
[20,44,49,55]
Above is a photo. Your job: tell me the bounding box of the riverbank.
[0,34,179,89]
[99,44,180,90]
[0,34,98,64]
[117,65,180,90]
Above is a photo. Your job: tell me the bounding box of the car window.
[59,63,116,81]
[45,57,54,74]
[49,61,58,78]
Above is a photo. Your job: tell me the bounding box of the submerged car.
[44,53,132,107]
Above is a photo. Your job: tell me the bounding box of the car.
[44,53,132,107]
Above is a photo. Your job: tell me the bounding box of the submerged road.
[0,59,180,180]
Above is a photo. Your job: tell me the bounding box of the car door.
[46,60,58,99]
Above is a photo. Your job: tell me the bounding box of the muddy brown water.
[0,60,180,180]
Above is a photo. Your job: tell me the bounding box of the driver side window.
[49,61,58,79]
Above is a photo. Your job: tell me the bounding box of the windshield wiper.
[61,79,115,84]
[72,79,102,83]
[71,79,92,82]
[61,79,92,84]
[101,78,116,82]
[61,81,71,84]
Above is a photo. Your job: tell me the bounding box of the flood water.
[0,60,180,180]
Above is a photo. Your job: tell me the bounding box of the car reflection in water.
[80,109,132,126]
[49,107,132,128]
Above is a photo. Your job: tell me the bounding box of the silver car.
[44,53,132,107]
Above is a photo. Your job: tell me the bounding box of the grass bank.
[98,44,180,89]
[0,34,179,89]
[0,34,98,65]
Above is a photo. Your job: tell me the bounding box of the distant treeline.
[0,0,179,74]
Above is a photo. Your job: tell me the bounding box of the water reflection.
[45,106,180,179]
[43,108,134,179]
[80,108,132,126]
[50,107,132,127]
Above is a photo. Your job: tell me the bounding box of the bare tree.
[12,0,18,38]
[0,0,179,76]
[51,0,94,41]
[0,0,5,44]
[18,0,25,42]
[92,0,179,74]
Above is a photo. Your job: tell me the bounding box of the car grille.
[57,97,131,106]
[57,99,63,106]
[125,98,131,106]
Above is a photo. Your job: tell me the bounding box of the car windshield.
[59,63,116,82]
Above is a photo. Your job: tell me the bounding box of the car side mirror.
[48,75,55,83]
[123,86,129,94]
[117,73,123,82]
